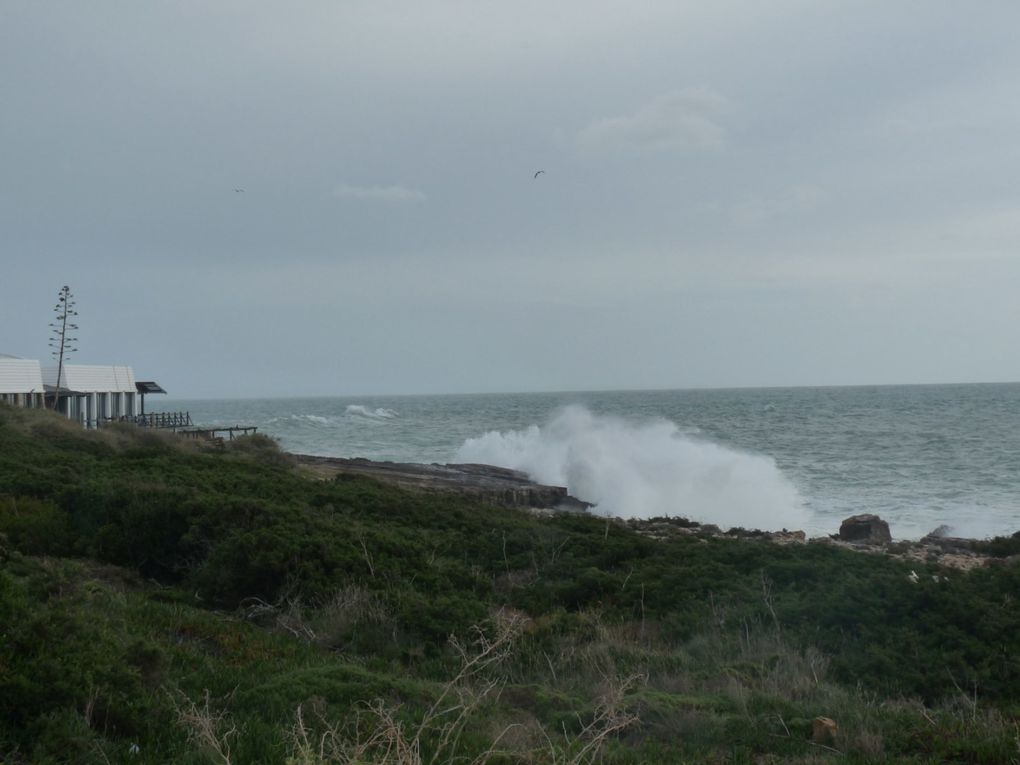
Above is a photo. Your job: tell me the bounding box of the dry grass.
[287,608,527,765]
[172,689,238,765]
[285,609,644,765]
[1,404,211,454]
[239,584,395,650]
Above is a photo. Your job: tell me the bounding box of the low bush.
[0,496,72,556]
[3,407,1020,762]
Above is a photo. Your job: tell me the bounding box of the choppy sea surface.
[162,384,1020,540]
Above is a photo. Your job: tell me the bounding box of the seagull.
[533,170,545,179]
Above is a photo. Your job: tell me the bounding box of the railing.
[104,412,193,429]
[176,426,259,440]
[100,413,258,441]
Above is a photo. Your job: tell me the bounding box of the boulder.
[838,514,891,545]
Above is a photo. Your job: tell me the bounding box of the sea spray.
[455,405,808,530]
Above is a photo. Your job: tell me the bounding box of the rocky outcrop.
[293,455,591,511]
[626,516,807,545]
[725,527,807,543]
[919,526,984,555]
[838,514,892,545]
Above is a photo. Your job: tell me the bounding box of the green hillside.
[1,404,1018,764]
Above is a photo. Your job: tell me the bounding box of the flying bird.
[533,170,545,179]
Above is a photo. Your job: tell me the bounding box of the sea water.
[161,384,1020,540]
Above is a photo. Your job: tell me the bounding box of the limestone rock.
[919,528,978,555]
[838,514,891,545]
[292,455,592,511]
[725,527,807,544]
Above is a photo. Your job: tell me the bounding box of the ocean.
[161,383,1020,541]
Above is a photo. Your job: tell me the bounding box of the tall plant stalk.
[49,286,78,412]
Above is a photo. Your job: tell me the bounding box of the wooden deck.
[175,425,259,441]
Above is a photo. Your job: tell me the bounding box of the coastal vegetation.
[1,404,1019,763]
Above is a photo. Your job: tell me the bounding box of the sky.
[3,1,1020,398]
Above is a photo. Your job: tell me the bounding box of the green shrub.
[225,433,294,468]
[0,496,72,556]
[972,530,1020,558]
[4,405,1020,763]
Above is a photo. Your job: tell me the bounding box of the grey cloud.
[732,185,828,226]
[577,89,728,152]
[333,183,427,204]
[5,2,1020,395]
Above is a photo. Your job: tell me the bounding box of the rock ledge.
[293,455,591,511]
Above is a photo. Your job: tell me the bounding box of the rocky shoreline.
[625,512,1019,571]
[292,454,591,512]
[292,455,1019,571]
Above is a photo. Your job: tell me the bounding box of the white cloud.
[333,183,426,203]
[577,89,728,152]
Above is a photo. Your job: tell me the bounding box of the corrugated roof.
[41,364,137,393]
[0,358,45,394]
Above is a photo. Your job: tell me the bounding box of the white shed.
[0,354,46,408]
[42,363,138,427]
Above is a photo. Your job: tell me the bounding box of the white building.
[0,354,46,408]
[42,363,139,428]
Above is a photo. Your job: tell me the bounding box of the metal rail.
[104,412,193,428]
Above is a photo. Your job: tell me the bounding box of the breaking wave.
[345,405,398,420]
[265,414,338,426]
[455,405,808,530]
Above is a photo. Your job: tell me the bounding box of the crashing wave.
[455,405,807,530]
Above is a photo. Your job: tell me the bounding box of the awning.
[135,381,167,395]
[43,384,87,397]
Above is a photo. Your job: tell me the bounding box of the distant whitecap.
[345,405,398,420]
[294,414,332,425]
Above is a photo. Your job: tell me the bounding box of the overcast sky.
[3,1,1020,398]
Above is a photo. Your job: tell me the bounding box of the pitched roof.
[0,357,45,394]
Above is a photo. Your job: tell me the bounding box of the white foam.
[345,405,398,419]
[300,414,332,425]
[455,405,808,530]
